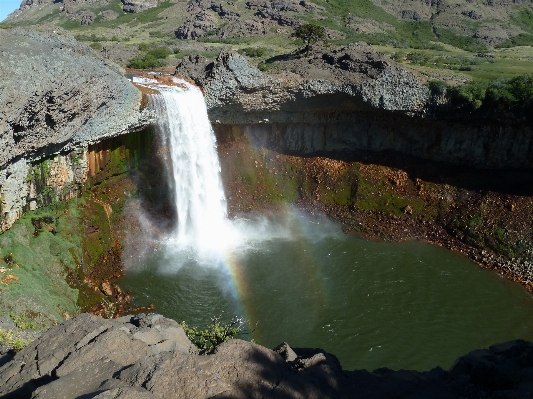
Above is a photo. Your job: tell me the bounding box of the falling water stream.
[122,77,533,371]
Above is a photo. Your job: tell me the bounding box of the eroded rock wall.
[0,27,153,230]
[220,112,533,169]
[178,48,532,171]
[0,129,153,232]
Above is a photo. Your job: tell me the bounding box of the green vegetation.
[496,33,533,49]
[0,328,32,352]
[0,200,82,328]
[485,74,533,108]
[89,42,103,51]
[427,73,533,111]
[291,23,327,56]
[180,315,248,352]
[10,313,39,330]
[127,45,171,69]
[433,27,487,53]
[238,47,267,57]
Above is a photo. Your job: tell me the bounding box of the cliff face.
[0,27,146,169]
[0,27,151,231]
[177,43,429,121]
[177,47,533,170]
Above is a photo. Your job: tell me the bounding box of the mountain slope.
[4,0,533,49]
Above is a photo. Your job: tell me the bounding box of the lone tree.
[292,23,326,56]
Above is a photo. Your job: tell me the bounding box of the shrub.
[449,80,489,109]
[239,47,267,57]
[0,328,31,352]
[9,313,38,330]
[90,42,103,51]
[406,51,430,64]
[180,315,248,352]
[258,62,271,72]
[127,46,171,69]
[428,80,448,96]
[485,74,533,107]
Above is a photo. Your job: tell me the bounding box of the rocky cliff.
[1,313,533,399]
[0,27,146,169]
[176,46,533,170]
[177,43,429,121]
[0,27,151,230]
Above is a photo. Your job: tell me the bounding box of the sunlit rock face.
[2,313,533,399]
[177,49,533,170]
[0,27,145,170]
[0,27,152,230]
[122,0,159,13]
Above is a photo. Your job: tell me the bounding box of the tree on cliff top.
[292,23,326,56]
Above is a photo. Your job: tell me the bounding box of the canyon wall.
[0,27,152,231]
[0,130,153,231]
[215,111,533,170]
[178,48,532,170]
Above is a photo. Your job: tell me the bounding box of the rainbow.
[215,206,331,342]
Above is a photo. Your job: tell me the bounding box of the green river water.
[119,210,533,372]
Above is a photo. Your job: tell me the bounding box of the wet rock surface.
[1,313,533,399]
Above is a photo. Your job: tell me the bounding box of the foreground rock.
[1,313,533,398]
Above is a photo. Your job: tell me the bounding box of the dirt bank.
[217,131,533,292]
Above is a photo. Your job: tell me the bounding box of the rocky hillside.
[1,313,533,399]
[4,0,533,50]
[176,43,429,120]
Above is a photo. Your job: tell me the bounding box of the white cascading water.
[135,77,235,260]
[130,76,303,270]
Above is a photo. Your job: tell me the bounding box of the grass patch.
[0,200,82,327]
[495,33,533,49]
[433,27,487,53]
[127,45,171,69]
[511,8,533,34]
[0,328,31,352]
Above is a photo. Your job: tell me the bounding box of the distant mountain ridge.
[4,0,533,50]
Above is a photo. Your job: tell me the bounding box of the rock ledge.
[1,313,533,399]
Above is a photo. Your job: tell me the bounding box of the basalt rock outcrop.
[176,46,533,170]
[0,27,151,231]
[176,43,429,122]
[1,313,533,399]
[0,27,146,169]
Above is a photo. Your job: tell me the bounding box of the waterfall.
[130,76,298,272]
[135,77,232,259]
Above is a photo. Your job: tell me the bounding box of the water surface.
[120,211,533,371]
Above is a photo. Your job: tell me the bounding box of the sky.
[0,0,22,22]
